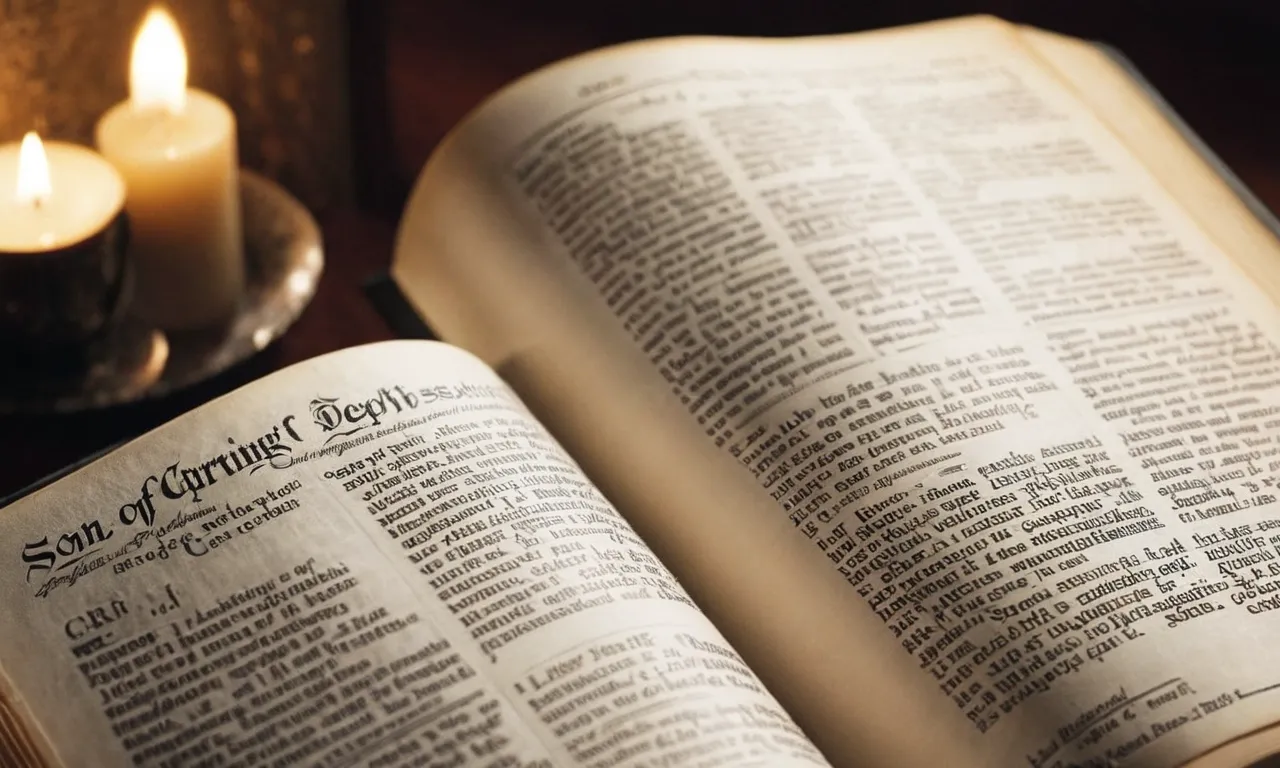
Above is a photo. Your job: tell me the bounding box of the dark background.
[3,0,1279,498]
[0,0,350,211]
[348,0,1280,214]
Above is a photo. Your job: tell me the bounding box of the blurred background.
[345,0,1280,217]
[0,0,1275,219]
[0,0,348,210]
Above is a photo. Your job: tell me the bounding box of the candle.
[95,7,243,331]
[0,132,130,364]
[0,133,125,252]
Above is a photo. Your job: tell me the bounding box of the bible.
[4,14,1280,767]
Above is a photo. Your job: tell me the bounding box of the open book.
[5,14,1280,767]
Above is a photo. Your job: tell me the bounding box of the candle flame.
[130,7,187,112]
[15,132,51,207]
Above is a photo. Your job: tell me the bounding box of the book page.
[1014,27,1280,308]
[393,15,1280,767]
[0,342,827,767]
[1013,27,1280,767]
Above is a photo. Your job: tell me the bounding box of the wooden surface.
[3,1,1280,500]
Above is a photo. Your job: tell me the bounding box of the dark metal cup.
[0,211,130,378]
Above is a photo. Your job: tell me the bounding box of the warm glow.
[130,7,187,112]
[16,132,51,207]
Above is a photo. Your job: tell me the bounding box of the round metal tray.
[0,170,323,415]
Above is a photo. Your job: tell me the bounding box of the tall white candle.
[95,7,243,330]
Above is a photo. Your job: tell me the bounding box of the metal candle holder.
[0,170,324,414]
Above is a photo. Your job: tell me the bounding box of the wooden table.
[2,0,1279,499]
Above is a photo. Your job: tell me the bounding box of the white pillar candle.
[95,7,243,330]
[0,133,125,253]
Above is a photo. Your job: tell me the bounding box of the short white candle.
[0,133,125,253]
[95,7,243,330]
